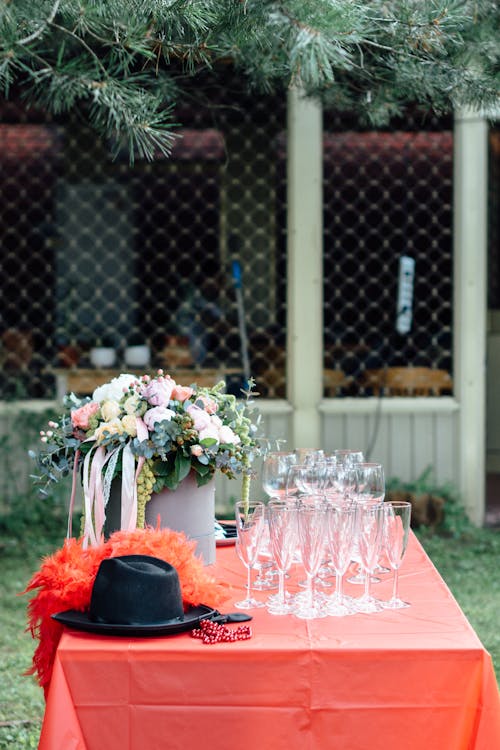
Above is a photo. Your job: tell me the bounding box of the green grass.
[417,525,500,682]
[1,523,499,750]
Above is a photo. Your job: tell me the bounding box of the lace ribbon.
[79,417,150,547]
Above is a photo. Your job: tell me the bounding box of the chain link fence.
[322,112,454,396]
[1,74,492,402]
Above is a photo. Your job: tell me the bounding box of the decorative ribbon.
[80,418,150,547]
[82,447,101,549]
[120,444,138,532]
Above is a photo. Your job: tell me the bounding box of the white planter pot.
[124,345,151,368]
[90,347,116,368]
[144,474,216,565]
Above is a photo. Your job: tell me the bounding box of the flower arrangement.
[31,371,262,543]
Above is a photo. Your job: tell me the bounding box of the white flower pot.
[90,347,116,368]
[145,474,216,565]
[124,345,151,368]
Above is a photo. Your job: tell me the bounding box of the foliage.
[0,407,71,539]
[0,1,498,161]
[29,372,262,542]
[415,524,500,683]
[386,466,476,539]
[31,371,261,492]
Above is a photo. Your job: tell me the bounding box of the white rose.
[121,414,138,437]
[198,424,220,444]
[93,418,125,444]
[123,393,141,414]
[218,425,240,445]
[100,399,121,422]
[92,374,137,403]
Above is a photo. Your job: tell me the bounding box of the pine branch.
[0,1,498,161]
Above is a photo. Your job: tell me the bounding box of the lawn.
[1,523,499,750]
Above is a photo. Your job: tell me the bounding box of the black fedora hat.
[52,554,217,637]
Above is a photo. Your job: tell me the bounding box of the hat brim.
[52,603,217,637]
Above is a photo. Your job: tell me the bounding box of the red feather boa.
[23,528,230,696]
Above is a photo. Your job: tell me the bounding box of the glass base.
[253,577,279,591]
[348,570,381,585]
[294,604,329,620]
[267,599,295,615]
[381,597,410,609]
[353,595,384,614]
[234,597,266,609]
[326,593,357,616]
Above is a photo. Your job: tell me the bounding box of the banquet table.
[38,533,500,750]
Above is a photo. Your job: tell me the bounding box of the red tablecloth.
[38,534,500,750]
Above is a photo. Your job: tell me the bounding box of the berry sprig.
[191,619,252,644]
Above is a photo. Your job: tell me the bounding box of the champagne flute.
[325,503,357,615]
[294,504,328,619]
[354,504,385,613]
[262,451,298,499]
[267,501,298,614]
[234,501,266,609]
[348,461,386,584]
[252,517,279,591]
[381,501,412,609]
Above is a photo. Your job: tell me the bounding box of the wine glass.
[294,448,325,465]
[298,462,329,495]
[354,503,385,613]
[234,501,266,609]
[285,463,308,498]
[294,504,328,619]
[354,462,385,505]
[381,501,412,609]
[323,462,358,505]
[325,503,357,615]
[262,451,298,499]
[267,502,298,614]
[333,449,365,467]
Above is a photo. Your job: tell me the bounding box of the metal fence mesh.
[0,78,477,402]
[322,112,454,396]
[0,77,287,399]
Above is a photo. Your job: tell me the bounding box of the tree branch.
[16,0,61,46]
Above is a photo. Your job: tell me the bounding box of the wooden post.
[286,87,323,450]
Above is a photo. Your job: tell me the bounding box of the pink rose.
[171,385,194,402]
[196,395,218,414]
[143,406,176,431]
[191,445,203,457]
[186,403,211,432]
[141,376,175,406]
[71,401,100,430]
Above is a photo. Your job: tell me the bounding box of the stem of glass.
[306,573,314,609]
[391,566,399,601]
[363,568,371,599]
[246,565,252,601]
[278,570,285,606]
